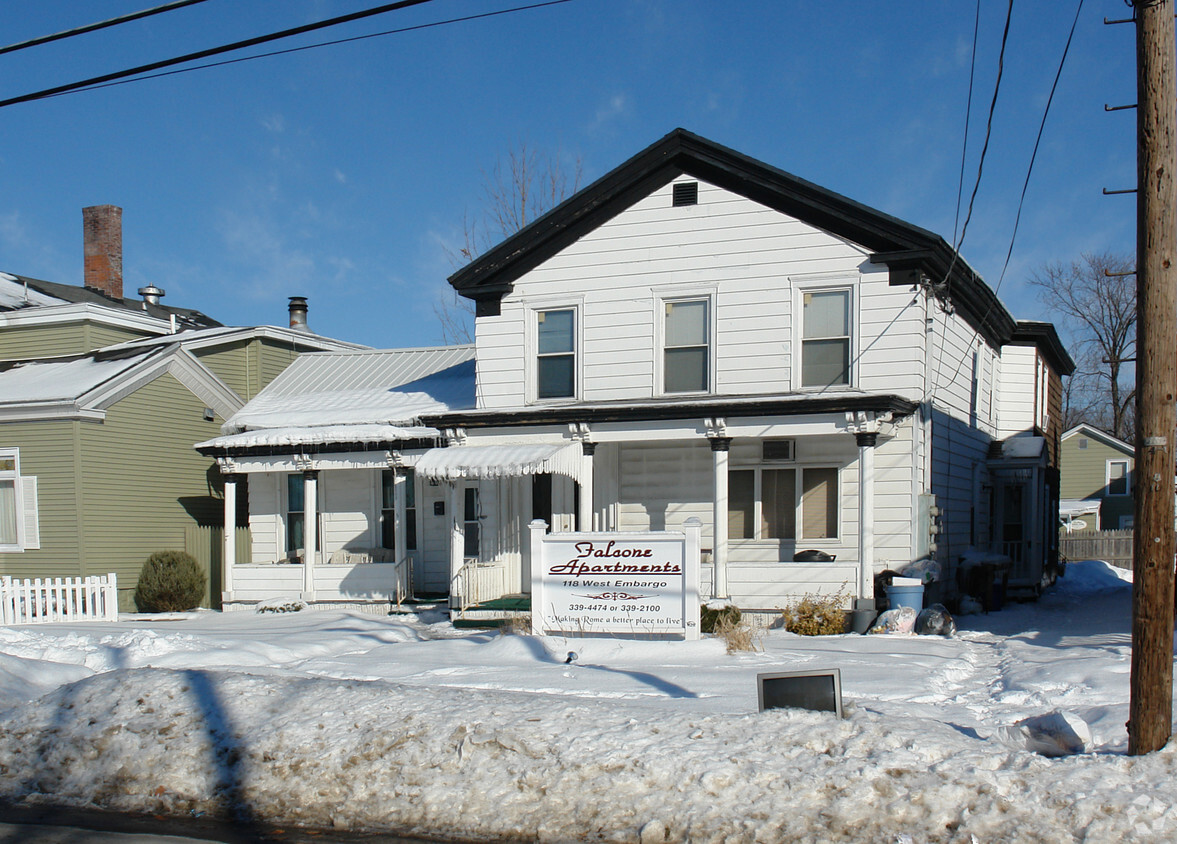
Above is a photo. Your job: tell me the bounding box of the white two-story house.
[198,130,1072,617]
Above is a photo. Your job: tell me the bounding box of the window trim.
[658,294,714,395]
[1106,459,1130,497]
[0,448,37,553]
[728,463,842,542]
[526,300,582,403]
[795,281,856,390]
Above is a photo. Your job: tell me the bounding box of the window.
[801,289,851,387]
[1107,460,1129,497]
[729,466,839,541]
[1078,438,1088,450]
[381,469,417,552]
[663,299,708,393]
[536,308,575,399]
[0,449,37,552]
[286,473,305,553]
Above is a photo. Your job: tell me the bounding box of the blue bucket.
[885,584,924,612]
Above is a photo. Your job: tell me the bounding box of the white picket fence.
[0,574,118,624]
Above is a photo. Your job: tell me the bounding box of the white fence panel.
[0,574,118,624]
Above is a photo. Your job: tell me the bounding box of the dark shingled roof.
[1,272,221,329]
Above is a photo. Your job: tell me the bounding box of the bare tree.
[1029,252,1136,441]
[436,144,583,343]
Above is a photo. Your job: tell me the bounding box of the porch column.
[302,470,318,595]
[579,442,596,531]
[856,432,877,601]
[222,473,238,597]
[448,481,464,592]
[711,436,731,601]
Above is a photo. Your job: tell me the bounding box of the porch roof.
[414,442,584,482]
[424,390,918,430]
[196,422,439,452]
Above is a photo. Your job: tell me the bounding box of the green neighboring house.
[0,208,363,610]
[1058,424,1134,531]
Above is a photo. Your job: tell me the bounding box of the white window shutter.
[21,476,39,549]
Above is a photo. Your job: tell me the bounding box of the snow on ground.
[0,560,1173,843]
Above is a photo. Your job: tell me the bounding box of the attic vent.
[1078,438,1088,450]
[672,181,698,207]
[762,439,794,461]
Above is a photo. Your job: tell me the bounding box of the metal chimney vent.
[138,284,165,306]
[288,296,309,332]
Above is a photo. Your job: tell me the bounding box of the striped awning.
[413,442,584,482]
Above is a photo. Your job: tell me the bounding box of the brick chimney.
[83,205,123,300]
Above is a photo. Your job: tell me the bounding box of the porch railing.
[1,574,118,624]
[451,562,507,611]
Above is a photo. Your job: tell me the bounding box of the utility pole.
[1129,0,1177,756]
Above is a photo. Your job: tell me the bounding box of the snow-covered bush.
[256,598,307,614]
[134,550,206,613]
[700,603,741,634]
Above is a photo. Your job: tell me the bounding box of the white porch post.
[302,470,318,595]
[856,432,877,601]
[448,481,464,600]
[710,436,731,601]
[222,472,237,598]
[579,442,596,531]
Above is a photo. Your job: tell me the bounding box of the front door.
[463,484,481,561]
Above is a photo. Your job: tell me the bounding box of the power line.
[945,0,1087,381]
[36,0,577,102]
[0,0,439,109]
[0,0,211,57]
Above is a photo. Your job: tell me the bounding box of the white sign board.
[530,519,700,639]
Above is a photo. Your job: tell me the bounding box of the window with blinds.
[728,465,839,541]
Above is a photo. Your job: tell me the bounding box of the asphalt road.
[0,803,436,844]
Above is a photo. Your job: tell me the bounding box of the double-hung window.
[729,466,839,541]
[0,449,37,552]
[663,299,709,393]
[286,474,305,554]
[801,289,851,387]
[381,468,417,552]
[536,308,576,399]
[1106,460,1129,497]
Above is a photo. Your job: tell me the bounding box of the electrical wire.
[0,0,439,109]
[952,0,982,248]
[938,0,1087,389]
[0,0,211,57]
[30,0,577,103]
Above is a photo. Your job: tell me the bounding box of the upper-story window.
[663,298,709,393]
[801,289,851,387]
[536,308,576,399]
[1106,460,1130,497]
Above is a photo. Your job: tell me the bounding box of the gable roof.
[215,345,476,435]
[448,128,1017,347]
[1010,321,1076,376]
[1061,423,1134,456]
[0,271,221,330]
[0,343,242,422]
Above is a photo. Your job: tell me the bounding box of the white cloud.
[591,93,630,129]
[260,113,286,133]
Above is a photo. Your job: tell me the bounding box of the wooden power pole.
[1129,0,1177,756]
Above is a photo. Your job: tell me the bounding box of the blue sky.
[1,1,1135,349]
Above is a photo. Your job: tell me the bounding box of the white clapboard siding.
[320,470,376,553]
[998,345,1038,437]
[477,178,949,409]
[249,474,281,563]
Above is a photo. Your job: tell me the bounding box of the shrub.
[700,603,741,634]
[781,592,848,636]
[134,550,206,612]
[498,614,533,636]
[713,613,761,653]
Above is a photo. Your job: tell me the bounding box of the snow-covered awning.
[1059,499,1101,519]
[414,443,584,482]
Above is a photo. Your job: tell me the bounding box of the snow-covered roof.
[219,346,475,435]
[414,442,584,481]
[196,423,438,451]
[101,324,367,354]
[0,272,62,309]
[0,348,159,405]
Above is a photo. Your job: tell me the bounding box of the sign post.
[530,518,701,640]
